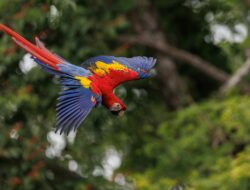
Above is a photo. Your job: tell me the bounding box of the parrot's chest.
[89,69,138,93]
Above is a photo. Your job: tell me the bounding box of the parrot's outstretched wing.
[0,24,100,134]
[55,77,100,134]
[81,56,156,86]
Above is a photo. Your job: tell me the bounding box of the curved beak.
[111,110,125,117]
[118,110,124,117]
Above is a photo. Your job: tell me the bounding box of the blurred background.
[1,0,250,189]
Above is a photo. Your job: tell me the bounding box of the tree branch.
[220,49,250,93]
[156,54,189,109]
[119,35,230,83]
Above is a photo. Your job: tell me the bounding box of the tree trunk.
[157,54,187,109]
[127,0,188,109]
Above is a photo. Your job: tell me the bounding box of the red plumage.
[89,69,139,110]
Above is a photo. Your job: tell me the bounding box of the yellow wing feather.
[74,76,92,88]
[91,61,128,76]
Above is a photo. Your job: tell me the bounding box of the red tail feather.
[0,24,62,69]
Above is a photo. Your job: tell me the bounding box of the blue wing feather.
[32,55,100,135]
[72,110,91,132]
[55,84,98,134]
[33,57,92,77]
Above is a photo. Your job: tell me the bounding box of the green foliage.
[129,96,250,190]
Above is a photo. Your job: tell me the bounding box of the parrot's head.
[102,92,126,116]
[110,102,126,117]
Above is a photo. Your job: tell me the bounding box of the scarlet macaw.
[0,24,156,134]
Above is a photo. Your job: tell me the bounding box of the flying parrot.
[0,24,156,134]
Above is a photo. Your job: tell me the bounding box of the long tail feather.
[0,24,62,69]
[12,37,55,67]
